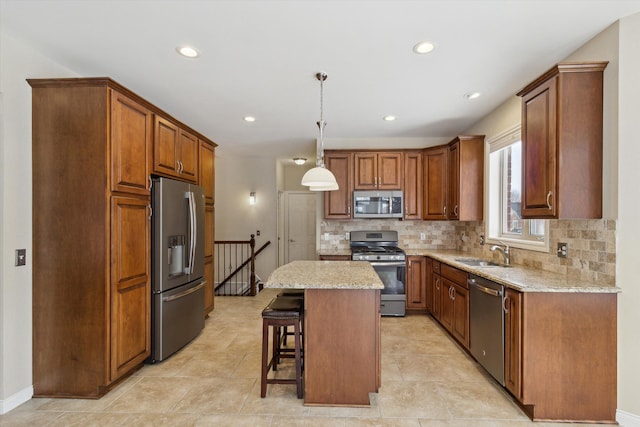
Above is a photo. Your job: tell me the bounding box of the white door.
[285,192,316,263]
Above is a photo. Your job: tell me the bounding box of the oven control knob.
[376,255,381,260]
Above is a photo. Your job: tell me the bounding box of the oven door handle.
[368,261,406,267]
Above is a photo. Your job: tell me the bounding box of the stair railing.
[214,234,271,296]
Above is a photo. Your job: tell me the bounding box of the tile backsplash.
[320,218,616,285]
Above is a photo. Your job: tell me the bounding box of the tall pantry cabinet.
[29,78,216,398]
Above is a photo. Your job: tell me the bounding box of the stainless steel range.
[350,230,406,316]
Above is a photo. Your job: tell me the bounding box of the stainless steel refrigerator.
[150,177,206,362]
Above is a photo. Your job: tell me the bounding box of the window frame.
[485,124,549,253]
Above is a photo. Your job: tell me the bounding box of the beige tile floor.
[2,288,607,426]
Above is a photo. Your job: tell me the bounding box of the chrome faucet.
[490,241,510,265]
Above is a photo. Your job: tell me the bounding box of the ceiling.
[2,1,640,161]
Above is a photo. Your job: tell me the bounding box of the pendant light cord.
[317,72,327,167]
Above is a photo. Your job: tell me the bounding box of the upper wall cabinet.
[403,151,423,220]
[110,91,153,196]
[324,150,353,219]
[423,136,484,221]
[448,136,484,221]
[517,62,608,219]
[422,146,448,220]
[354,151,403,190]
[153,116,199,183]
[199,140,215,205]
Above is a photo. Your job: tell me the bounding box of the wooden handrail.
[214,234,271,296]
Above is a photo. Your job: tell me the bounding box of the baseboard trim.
[618,409,640,427]
[0,385,33,415]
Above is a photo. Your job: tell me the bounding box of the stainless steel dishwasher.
[469,274,505,385]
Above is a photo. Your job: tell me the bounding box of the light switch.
[16,249,26,266]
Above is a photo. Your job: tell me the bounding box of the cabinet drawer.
[432,259,441,274]
[441,264,468,288]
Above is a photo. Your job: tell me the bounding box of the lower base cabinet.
[406,256,427,310]
[426,257,616,423]
[510,291,617,422]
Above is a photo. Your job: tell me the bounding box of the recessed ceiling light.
[177,46,199,58]
[412,41,435,54]
[383,115,396,121]
[464,92,481,100]
[243,116,256,122]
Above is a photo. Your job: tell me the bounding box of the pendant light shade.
[301,166,339,188]
[301,72,339,192]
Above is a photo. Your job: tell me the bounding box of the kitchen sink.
[455,258,511,267]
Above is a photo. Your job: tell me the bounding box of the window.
[487,125,548,251]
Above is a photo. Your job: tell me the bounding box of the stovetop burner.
[349,230,405,261]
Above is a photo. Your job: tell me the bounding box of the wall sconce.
[249,192,256,205]
[293,158,306,165]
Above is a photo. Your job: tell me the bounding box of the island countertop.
[265,260,384,290]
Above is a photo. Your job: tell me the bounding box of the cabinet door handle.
[454,205,459,216]
[546,191,552,209]
[503,296,510,314]
[147,205,152,220]
[443,206,447,216]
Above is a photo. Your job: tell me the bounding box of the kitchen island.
[265,260,383,406]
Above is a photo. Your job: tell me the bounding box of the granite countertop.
[407,249,620,294]
[265,260,384,290]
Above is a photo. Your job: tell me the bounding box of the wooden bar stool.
[276,289,304,346]
[261,296,304,398]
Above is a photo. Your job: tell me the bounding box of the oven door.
[370,261,406,295]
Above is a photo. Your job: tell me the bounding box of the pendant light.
[301,72,339,191]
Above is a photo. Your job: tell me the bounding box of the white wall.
[0,31,78,412]
[616,12,640,421]
[214,149,279,281]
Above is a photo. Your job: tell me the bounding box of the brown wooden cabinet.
[354,151,403,190]
[200,140,216,314]
[29,77,216,398]
[199,140,215,204]
[504,287,522,399]
[30,78,152,397]
[437,263,470,349]
[319,254,351,261]
[430,260,443,319]
[403,151,422,219]
[323,151,353,219]
[153,115,199,183]
[111,91,153,196]
[110,196,151,380]
[508,291,616,423]
[406,256,427,310]
[204,204,215,313]
[517,62,607,219]
[422,146,448,220]
[423,136,483,221]
[447,136,484,221]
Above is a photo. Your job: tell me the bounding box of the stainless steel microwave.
[353,191,403,218]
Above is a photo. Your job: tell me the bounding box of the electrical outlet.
[324,232,330,241]
[256,230,260,236]
[420,232,426,240]
[345,232,350,240]
[557,242,568,258]
[15,249,26,266]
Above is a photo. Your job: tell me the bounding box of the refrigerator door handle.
[162,280,206,302]
[186,191,197,274]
